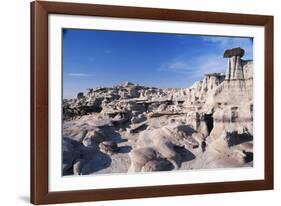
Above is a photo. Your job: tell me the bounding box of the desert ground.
[63,47,253,176]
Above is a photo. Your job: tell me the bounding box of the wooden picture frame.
[31,1,274,204]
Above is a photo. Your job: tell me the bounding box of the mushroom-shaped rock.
[224,47,245,80]
[99,141,119,155]
[223,47,245,58]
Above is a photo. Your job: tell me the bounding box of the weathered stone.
[141,159,173,172]
[99,141,119,155]
[77,92,84,99]
[224,47,245,58]
[128,122,148,134]
[82,129,104,148]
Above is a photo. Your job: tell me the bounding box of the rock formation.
[62,47,253,175]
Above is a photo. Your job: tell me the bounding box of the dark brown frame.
[31,0,274,204]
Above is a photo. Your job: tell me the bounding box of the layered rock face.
[196,47,253,169]
[208,47,253,105]
[63,47,253,175]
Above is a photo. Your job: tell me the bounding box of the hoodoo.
[224,47,245,80]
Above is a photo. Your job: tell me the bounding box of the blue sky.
[63,29,253,98]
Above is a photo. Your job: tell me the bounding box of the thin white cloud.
[167,62,189,70]
[159,53,227,81]
[202,36,253,59]
[159,61,194,74]
[197,54,226,73]
[202,36,247,46]
[67,73,92,77]
[160,35,253,85]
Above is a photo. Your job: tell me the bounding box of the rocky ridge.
[63,47,254,175]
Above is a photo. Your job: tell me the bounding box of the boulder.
[99,141,119,155]
[82,129,104,148]
[141,159,173,172]
[128,147,160,172]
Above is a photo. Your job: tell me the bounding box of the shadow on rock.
[142,159,174,172]
[63,137,82,175]
[243,151,253,163]
[225,131,253,147]
[174,146,196,163]
[109,133,128,144]
[118,145,132,153]
[78,151,112,175]
[63,137,113,175]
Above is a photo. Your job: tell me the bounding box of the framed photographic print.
[30,1,274,204]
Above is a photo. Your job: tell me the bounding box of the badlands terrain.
[63,47,254,176]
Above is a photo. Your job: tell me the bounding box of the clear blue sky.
[63,29,253,98]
